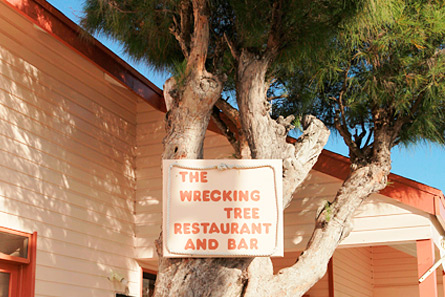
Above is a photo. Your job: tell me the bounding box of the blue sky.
[47,0,444,193]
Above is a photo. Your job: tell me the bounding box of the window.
[0,231,29,261]
[0,227,37,297]
[142,271,157,297]
[0,263,19,297]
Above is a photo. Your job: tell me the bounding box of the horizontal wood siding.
[373,245,444,297]
[0,3,141,296]
[135,100,164,259]
[333,247,374,297]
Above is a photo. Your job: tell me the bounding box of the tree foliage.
[80,1,445,296]
[279,0,445,164]
[82,0,186,71]
[82,0,359,87]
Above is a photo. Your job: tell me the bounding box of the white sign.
[163,159,283,257]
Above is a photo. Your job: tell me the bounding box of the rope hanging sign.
[163,159,283,258]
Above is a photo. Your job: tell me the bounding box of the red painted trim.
[140,267,143,297]
[328,258,334,297]
[21,231,37,297]
[0,229,36,297]
[141,268,157,297]
[312,150,351,181]
[142,268,158,275]
[443,271,445,297]
[4,0,444,220]
[417,239,438,297]
[0,262,19,297]
[0,254,28,265]
[313,150,445,220]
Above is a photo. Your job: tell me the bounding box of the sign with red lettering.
[163,159,283,257]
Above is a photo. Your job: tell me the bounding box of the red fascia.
[313,148,445,219]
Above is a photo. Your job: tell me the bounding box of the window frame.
[141,268,157,297]
[0,262,20,297]
[0,227,37,297]
[0,227,32,264]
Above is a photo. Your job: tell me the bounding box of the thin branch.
[107,0,136,14]
[354,122,367,148]
[187,0,210,73]
[266,0,283,57]
[215,98,241,124]
[215,98,252,159]
[169,23,189,57]
[337,65,351,127]
[332,65,364,160]
[334,117,362,161]
[267,94,288,101]
[224,32,239,61]
[211,108,239,154]
[168,0,193,58]
[390,84,427,146]
[363,127,373,150]
[179,0,192,52]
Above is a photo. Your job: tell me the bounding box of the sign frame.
[163,159,283,258]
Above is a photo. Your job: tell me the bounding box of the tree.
[273,1,445,294]
[81,1,442,296]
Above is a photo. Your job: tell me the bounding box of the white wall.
[373,245,444,297]
[0,2,142,295]
[333,247,373,297]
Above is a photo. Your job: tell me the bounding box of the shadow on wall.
[0,2,141,294]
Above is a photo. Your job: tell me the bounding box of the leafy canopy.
[82,0,186,72]
[81,0,360,86]
[279,0,445,162]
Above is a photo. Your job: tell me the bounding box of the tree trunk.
[236,50,330,207]
[156,74,254,297]
[243,154,392,297]
[155,48,330,296]
[154,0,243,295]
[234,52,393,295]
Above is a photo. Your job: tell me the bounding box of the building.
[1,0,444,296]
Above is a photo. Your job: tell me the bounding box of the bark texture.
[156,50,330,297]
[236,50,330,207]
[242,133,393,296]
[155,1,232,296]
[244,161,391,297]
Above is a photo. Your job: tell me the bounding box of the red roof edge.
[3,0,166,112]
[6,0,445,223]
[314,148,445,219]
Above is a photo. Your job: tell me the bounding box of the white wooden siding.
[333,247,373,297]
[0,2,141,296]
[373,245,444,297]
